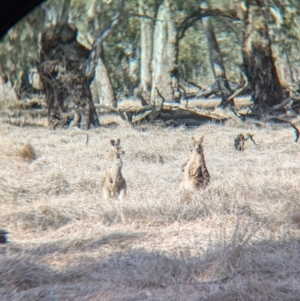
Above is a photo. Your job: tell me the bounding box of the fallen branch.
[131,110,152,124]
[228,82,249,103]
[271,97,293,111]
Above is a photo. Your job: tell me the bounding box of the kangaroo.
[234,134,247,151]
[234,133,257,151]
[180,136,210,191]
[102,139,127,201]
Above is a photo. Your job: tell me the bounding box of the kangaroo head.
[191,136,204,153]
[238,134,247,141]
[110,138,125,158]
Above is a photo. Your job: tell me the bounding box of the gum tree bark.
[139,0,155,105]
[151,0,180,105]
[202,16,232,106]
[87,0,116,108]
[39,23,100,129]
[150,2,238,105]
[242,0,283,113]
[93,49,116,107]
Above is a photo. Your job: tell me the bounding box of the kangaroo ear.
[116,138,121,145]
[110,139,115,146]
[199,136,204,143]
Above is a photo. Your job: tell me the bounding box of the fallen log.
[2,108,48,118]
[3,88,299,129]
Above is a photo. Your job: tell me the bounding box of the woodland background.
[1,0,300,129]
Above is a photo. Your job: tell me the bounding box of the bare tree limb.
[93,1,125,49]
[178,8,239,39]
[228,82,249,103]
[186,80,204,91]
[270,93,300,112]
[127,13,157,21]
[85,0,125,78]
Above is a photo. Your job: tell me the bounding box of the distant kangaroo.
[234,134,247,151]
[102,139,127,201]
[234,133,257,151]
[180,136,210,191]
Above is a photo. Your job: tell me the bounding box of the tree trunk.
[91,55,116,107]
[39,23,100,130]
[120,46,139,98]
[15,69,42,99]
[151,0,180,105]
[60,0,71,23]
[242,1,283,113]
[87,0,100,44]
[139,0,154,105]
[87,0,116,108]
[284,51,296,84]
[16,70,30,99]
[202,16,232,106]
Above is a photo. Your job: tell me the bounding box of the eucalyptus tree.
[235,0,300,113]
[237,0,283,112]
[87,0,116,108]
[139,0,157,104]
[196,0,300,113]
[150,0,238,105]
[269,1,300,86]
[0,7,45,97]
[2,0,300,122]
[39,0,130,129]
[202,15,232,106]
[0,0,71,98]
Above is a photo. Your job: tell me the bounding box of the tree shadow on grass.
[1,233,300,301]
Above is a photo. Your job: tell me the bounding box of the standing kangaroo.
[180,136,210,191]
[102,139,127,201]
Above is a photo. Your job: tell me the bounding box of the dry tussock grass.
[17,142,36,162]
[1,120,300,300]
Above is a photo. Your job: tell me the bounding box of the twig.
[228,81,249,102]
[248,134,257,145]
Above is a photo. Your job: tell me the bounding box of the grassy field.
[1,117,300,300]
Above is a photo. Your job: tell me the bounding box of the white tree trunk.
[90,57,116,108]
[87,0,116,109]
[139,0,154,104]
[120,44,139,97]
[151,0,180,105]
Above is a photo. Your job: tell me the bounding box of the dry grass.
[1,119,300,300]
[17,142,37,162]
